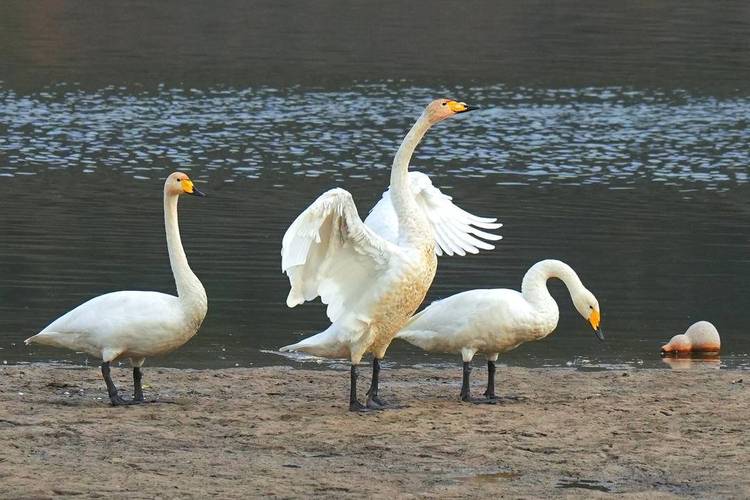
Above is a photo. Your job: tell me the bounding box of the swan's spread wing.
[282,188,396,322]
[365,171,502,256]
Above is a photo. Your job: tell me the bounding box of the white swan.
[280,99,489,411]
[25,172,207,406]
[396,259,603,403]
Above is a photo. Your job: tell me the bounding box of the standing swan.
[26,172,207,406]
[281,99,479,411]
[396,260,603,403]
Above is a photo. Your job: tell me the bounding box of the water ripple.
[1,84,747,190]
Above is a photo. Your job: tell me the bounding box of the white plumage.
[364,171,502,257]
[280,98,495,410]
[30,291,190,363]
[397,259,603,402]
[25,172,207,406]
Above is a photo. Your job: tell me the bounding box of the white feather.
[365,171,502,257]
[28,291,190,361]
[281,188,396,324]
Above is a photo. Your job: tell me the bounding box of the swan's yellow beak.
[447,100,478,113]
[588,309,604,341]
[181,179,206,197]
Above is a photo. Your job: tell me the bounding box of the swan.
[396,259,604,403]
[280,99,492,411]
[25,172,207,406]
[661,321,720,355]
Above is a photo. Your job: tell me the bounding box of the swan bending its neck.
[395,258,603,402]
[522,260,584,306]
[522,259,602,337]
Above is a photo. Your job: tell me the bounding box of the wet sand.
[1,364,748,498]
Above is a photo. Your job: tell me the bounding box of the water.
[1,1,749,370]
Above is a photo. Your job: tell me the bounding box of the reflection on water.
[0,84,748,370]
[661,353,722,370]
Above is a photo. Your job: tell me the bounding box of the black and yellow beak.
[181,179,206,197]
[447,100,478,113]
[589,309,604,341]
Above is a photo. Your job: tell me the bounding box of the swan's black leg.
[366,358,388,409]
[349,364,368,412]
[133,367,144,402]
[460,361,495,405]
[483,360,497,400]
[101,362,138,406]
[460,361,472,401]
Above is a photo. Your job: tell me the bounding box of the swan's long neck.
[164,192,207,314]
[521,259,584,313]
[390,112,433,247]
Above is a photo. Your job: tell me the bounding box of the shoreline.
[1,364,748,498]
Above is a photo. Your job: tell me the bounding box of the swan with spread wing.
[281,99,500,411]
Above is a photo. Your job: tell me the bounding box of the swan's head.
[425,98,477,124]
[572,288,604,341]
[165,172,206,197]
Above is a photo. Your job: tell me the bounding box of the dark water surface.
[1,1,749,370]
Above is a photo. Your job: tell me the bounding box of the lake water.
[1,1,749,370]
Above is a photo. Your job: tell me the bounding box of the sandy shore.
[0,363,748,498]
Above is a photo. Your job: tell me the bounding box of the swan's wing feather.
[365,171,502,256]
[282,188,396,322]
[414,174,502,256]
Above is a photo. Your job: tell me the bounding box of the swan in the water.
[25,172,207,406]
[661,321,720,355]
[280,99,494,411]
[396,259,604,403]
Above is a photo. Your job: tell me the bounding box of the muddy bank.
[0,364,748,498]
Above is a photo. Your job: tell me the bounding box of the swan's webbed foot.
[365,394,388,410]
[109,392,145,406]
[349,400,370,412]
[461,394,498,405]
